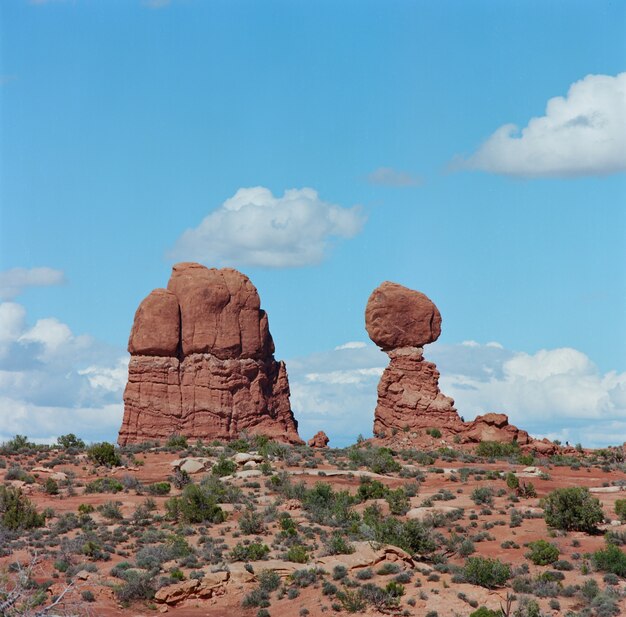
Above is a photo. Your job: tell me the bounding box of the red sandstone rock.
[119,263,302,446]
[373,347,461,438]
[128,289,180,356]
[367,281,542,450]
[365,281,441,351]
[460,413,530,445]
[308,431,330,448]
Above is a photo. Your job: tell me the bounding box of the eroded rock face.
[366,281,543,450]
[460,413,530,445]
[308,431,330,448]
[366,282,460,438]
[118,263,302,445]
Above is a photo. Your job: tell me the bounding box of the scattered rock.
[119,263,303,446]
[406,506,461,521]
[233,452,264,465]
[308,431,330,448]
[589,486,622,493]
[460,413,530,445]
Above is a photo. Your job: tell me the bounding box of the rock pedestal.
[366,282,460,438]
[118,263,302,445]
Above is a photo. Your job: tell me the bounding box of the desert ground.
[1,434,625,617]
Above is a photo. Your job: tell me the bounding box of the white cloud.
[457,72,626,177]
[367,167,422,187]
[169,187,366,268]
[334,341,368,350]
[0,302,127,443]
[0,267,65,300]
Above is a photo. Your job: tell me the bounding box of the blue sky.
[1,0,625,447]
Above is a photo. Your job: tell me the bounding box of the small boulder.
[308,431,330,448]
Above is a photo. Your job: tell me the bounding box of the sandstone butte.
[366,281,553,452]
[118,262,303,445]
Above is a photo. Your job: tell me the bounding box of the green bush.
[286,544,309,563]
[57,433,85,449]
[44,477,59,495]
[212,455,237,477]
[615,499,626,522]
[525,540,560,565]
[542,487,604,532]
[230,541,270,561]
[357,478,388,501]
[165,483,225,524]
[87,442,121,467]
[592,542,626,577]
[147,482,171,496]
[0,485,46,530]
[166,433,188,449]
[85,478,124,494]
[427,428,442,439]
[239,506,265,535]
[505,472,519,490]
[463,557,510,589]
[469,608,502,617]
[475,441,519,458]
[471,486,494,506]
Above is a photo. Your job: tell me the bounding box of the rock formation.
[308,431,330,448]
[118,262,303,445]
[366,281,532,447]
[366,281,462,438]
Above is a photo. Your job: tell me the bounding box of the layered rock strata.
[118,262,302,445]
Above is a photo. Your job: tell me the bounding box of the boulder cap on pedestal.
[365,281,442,351]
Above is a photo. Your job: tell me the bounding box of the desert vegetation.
[0,433,625,616]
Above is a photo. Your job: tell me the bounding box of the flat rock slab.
[406,506,461,521]
[589,486,623,493]
[317,542,414,572]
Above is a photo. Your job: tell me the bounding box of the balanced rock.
[366,282,461,438]
[365,281,441,351]
[308,430,330,448]
[118,263,303,445]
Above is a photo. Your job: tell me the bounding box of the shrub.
[505,472,519,490]
[324,532,355,556]
[542,487,604,532]
[427,428,442,439]
[231,541,270,561]
[44,477,59,495]
[286,544,309,563]
[239,507,265,535]
[614,498,626,522]
[165,484,225,524]
[78,503,95,514]
[212,455,237,477]
[463,557,510,589]
[0,485,45,530]
[526,540,560,565]
[81,590,95,602]
[85,478,124,494]
[469,609,502,617]
[57,433,85,449]
[166,433,188,449]
[88,442,121,467]
[97,501,123,520]
[386,488,410,515]
[471,487,494,506]
[357,478,388,501]
[592,542,626,577]
[147,482,171,496]
[475,441,519,458]
[115,570,156,603]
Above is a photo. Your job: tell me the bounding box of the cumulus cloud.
[288,340,626,448]
[457,72,626,177]
[169,187,365,268]
[367,167,422,187]
[0,301,127,443]
[0,267,65,300]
